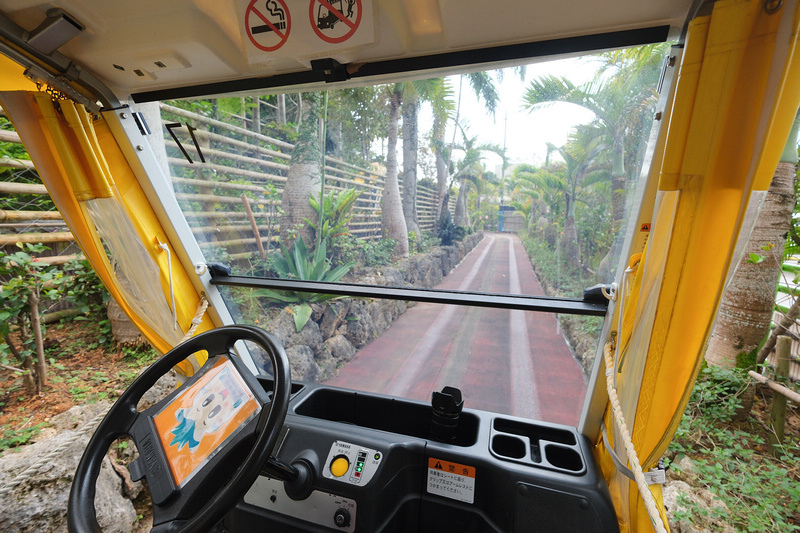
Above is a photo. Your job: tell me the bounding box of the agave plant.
[257,236,354,331]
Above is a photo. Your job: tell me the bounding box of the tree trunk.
[382,91,409,258]
[4,334,35,394]
[107,296,146,347]
[564,216,580,266]
[596,137,627,282]
[433,115,448,233]
[454,179,469,227]
[402,95,420,237]
[277,94,286,124]
[252,96,261,133]
[22,354,36,395]
[29,290,46,392]
[705,160,795,367]
[280,93,321,246]
[757,295,800,365]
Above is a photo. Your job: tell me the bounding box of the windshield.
[152,45,667,426]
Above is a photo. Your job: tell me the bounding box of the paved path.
[325,233,587,426]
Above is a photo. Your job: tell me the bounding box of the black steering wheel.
[68,325,291,533]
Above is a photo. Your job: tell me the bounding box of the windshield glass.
[152,45,667,426]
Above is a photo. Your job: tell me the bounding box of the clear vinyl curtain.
[599,1,800,531]
[0,91,212,377]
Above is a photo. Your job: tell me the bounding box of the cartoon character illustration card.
[153,356,260,486]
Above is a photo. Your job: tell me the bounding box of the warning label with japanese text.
[426,457,476,504]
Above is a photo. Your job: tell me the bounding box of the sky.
[433,56,600,176]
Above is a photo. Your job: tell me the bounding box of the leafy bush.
[306,189,361,250]
[333,235,396,269]
[0,243,66,392]
[667,365,800,532]
[437,211,466,246]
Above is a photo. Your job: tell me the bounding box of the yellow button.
[331,456,350,477]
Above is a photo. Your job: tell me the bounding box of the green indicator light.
[374,453,381,460]
[356,467,362,472]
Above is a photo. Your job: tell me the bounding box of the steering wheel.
[67,325,291,533]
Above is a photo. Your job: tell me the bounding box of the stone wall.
[264,233,484,382]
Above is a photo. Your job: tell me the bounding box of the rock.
[342,299,374,348]
[50,401,112,432]
[269,309,324,354]
[319,300,350,340]
[324,335,356,362]
[664,459,735,533]
[137,370,178,411]
[286,345,320,382]
[0,405,137,533]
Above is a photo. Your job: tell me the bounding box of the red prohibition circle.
[246,0,292,52]
[309,0,362,44]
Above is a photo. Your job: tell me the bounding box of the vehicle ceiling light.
[403,0,443,35]
[26,8,84,55]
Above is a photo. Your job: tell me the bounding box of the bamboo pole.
[171,176,278,195]
[0,210,62,221]
[174,192,275,205]
[768,336,791,456]
[242,194,266,261]
[0,130,21,143]
[0,182,47,195]
[749,370,800,403]
[0,232,74,246]
[0,157,36,170]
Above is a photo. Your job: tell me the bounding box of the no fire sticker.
[427,457,476,504]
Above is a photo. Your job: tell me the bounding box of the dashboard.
[222,377,619,532]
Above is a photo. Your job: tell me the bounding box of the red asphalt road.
[324,233,587,427]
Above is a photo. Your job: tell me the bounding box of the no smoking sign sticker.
[310,0,362,44]
[241,0,373,60]
[245,0,291,52]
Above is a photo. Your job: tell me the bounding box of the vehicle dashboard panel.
[222,378,618,532]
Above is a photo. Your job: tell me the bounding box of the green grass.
[666,365,800,531]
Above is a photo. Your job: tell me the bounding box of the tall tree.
[451,133,502,227]
[705,112,800,367]
[522,45,664,279]
[402,90,421,236]
[400,78,453,238]
[548,130,609,265]
[382,87,409,257]
[280,92,322,246]
[434,73,498,227]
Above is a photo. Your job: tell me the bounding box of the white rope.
[179,296,209,345]
[158,242,178,331]
[0,410,107,496]
[603,342,668,533]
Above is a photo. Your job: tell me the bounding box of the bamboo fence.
[1,103,449,261]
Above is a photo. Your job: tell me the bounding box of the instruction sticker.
[426,457,476,504]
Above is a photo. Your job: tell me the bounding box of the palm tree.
[386,78,454,240]
[451,133,503,227]
[434,72,498,227]
[280,92,321,246]
[705,112,800,367]
[522,45,665,277]
[382,86,409,257]
[549,130,609,265]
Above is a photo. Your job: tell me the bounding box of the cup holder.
[490,418,586,475]
[491,434,527,459]
[543,444,583,472]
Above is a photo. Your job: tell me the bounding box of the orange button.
[331,456,349,477]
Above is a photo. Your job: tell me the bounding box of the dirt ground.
[0,318,157,530]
